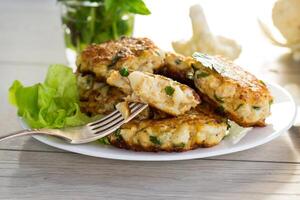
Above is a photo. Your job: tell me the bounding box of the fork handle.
[0,129,39,142]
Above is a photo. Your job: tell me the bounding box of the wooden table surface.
[1,0,300,199]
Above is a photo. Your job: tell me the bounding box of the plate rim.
[27,82,297,161]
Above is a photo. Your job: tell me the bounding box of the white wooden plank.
[0,150,299,200]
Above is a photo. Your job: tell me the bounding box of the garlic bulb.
[172,4,241,60]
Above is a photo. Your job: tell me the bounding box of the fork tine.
[88,102,137,127]
[93,119,125,135]
[91,104,143,132]
[91,112,123,130]
[89,103,138,129]
[87,110,119,126]
[124,103,148,123]
[129,103,145,115]
[93,103,148,136]
[93,117,125,134]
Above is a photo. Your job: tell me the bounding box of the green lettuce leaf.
[9,64,90,129]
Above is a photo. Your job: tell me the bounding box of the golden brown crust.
[205,56,271,99]
[196,89,266,127]
[108,108,227,152]
[156,53,273,127]
[155,52,195,86]
[192,56,273,127]
[79,83,126,116]
[77,37,165,80]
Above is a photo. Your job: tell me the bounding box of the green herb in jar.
[59,0,151,52]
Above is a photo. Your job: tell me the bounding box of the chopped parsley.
[109,53,123,67]
[192,52,226,74]
[226,120,231,130]
[252,106,261,110]
[235,104,244,111]
[119,67,129,77]
[175,58,182,65]
[214,94,224,103]
[98,137,110,145]
[165,86,175,96]
[174,143,185,148]
[196,70,209,78]
[269,99,273,109]
[149,136,161,145]
[155,50,161,56]
[114,129,123,141]
[259,80,266,86]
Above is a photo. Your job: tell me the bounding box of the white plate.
[25,82,296,161]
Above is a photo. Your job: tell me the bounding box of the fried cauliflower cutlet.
[156,52,273,127]
[77,73,156,120]
[156,52,195,85]
[76,37,165,81]
[106,70,200,116]
[77,73,126,116]
[192,53,273,127]
[108,108,228,152]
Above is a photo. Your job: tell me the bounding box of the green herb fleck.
[149,136,161,145]
[269,99,273,109]
[114,129,123,141]
[192,52,226,74]
[165,86,175,96]
[214,94,224,103]
[226,120,231,130]
[259,80,266,86]
[119,67,129,77]
[174,143,185,148]
[175,58,182,65]
[235,104,244,111]
[155,50,160,56]
[98,137,110,145]
[252,106,261,110]
[196,70,209,78]
[109,54,123,67]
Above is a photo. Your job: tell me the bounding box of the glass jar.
[59,0,135,67]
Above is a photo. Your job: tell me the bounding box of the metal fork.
[0,102,148,144]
